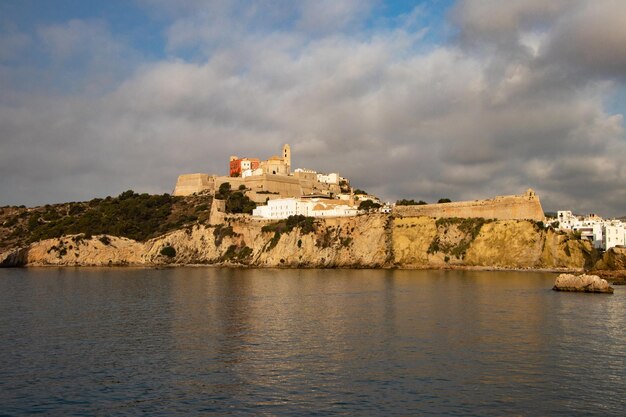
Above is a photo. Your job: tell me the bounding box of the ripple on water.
[0,268,625,416]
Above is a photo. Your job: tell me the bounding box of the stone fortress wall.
[171,174,215,196]
[393,189,545,221]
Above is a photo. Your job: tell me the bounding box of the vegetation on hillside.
[0,191,212,249]
[216,182,256,214]
[427,217,492,260]
[358,200,381,211]
[261,215,316,251]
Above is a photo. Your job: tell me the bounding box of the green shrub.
[213,224,236,246]
[2,216,18,228]
[396,199,428,206]
[267,231,281,251]
[428,217,491,258]
[316,228,334,249]
[160,245,176,257]
[427,236,440,254]
[262,215,316,236]
[358,200,381,211]
[99,235,111,245]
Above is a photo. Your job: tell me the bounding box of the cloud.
[296,0,376,33]
[1,0,626,217]
[540,1,626,80]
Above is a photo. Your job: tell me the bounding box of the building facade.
[557,211,625,250]
[230,157,260,177]
[252,197,359,219]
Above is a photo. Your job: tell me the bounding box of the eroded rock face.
[24,235,145,266]
[145,214,390,268]
[0,215,612,270]
[553,273,614,294]
[0,247,28,267]
[599,247,626,270]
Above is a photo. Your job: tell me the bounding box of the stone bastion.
[393,189,544,221]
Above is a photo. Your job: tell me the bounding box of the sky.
[1,0,625,216]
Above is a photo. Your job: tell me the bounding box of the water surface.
[1,268,624,416]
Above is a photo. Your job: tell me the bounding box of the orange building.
[229,157,260,177]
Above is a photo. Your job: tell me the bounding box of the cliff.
[391,217,597,270]
[2,214,617,272]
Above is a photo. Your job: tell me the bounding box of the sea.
[0,267,624,416]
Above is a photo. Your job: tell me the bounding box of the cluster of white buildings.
[556,211,625,250]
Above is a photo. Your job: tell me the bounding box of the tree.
[359,200,382,211]
[216,182,232,199]
[396,199,427,206]
[438,198,452,203]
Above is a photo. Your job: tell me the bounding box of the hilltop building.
[173,144,343,203]
[173,144,548,223]
[229,157,260,177]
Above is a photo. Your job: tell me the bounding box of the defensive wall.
[393,189,545,221]
[171,174,215,196]
[173,172,340,203]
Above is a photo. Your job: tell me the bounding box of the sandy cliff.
[0,214,617,271]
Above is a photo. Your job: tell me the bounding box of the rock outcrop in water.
[1,214,615,272]
[552,273,614,294]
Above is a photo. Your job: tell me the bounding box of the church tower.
[282,144,291,174]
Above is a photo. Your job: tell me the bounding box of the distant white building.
[316,172,339,184]
[603,221,625,250]
[252,197,359,219]
[556,210,625,250]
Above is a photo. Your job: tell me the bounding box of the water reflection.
[1,268,624,416]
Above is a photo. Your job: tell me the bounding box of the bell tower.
[282,144,291,174]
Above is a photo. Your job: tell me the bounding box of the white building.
[556,210,625,250]
[252,197,359,219]
[242,167,264,178]
[603,221,625,250]
[556,211,577,229]
[316,172,339,184]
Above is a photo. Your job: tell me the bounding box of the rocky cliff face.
[391,217,595,270]
[0,235,145,267]
[143,214,390,268]
[595,247,626,271]
[0,214,618,271]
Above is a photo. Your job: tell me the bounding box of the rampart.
[393,189,544,221]
[172,174,215,196]
[173,173,340,203]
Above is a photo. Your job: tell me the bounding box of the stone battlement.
[393,189,544,221]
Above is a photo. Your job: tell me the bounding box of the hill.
[0,191,212,251]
